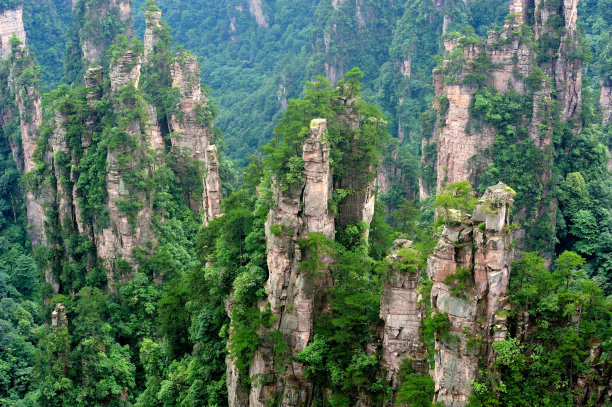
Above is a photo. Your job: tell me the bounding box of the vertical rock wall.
[251,119,334,406]
[422,0,582,198]
[602,83,612,126]
[98,49,155,277]
[76,0,133,65]
[0,6,26,58]
[0,29,57,290]
[169,51,220,219]
[428,183,515,406]
[4,6,223,290]
[379,239,428,387]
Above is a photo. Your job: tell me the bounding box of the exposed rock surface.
[421,0,581,199]
[77,0,133,65]
[3,7,223,290]
[51,303,68,329]
[602,83,612,126]
[143,9,162,62]
[0,30,57,290]
[428,183,515,406]
[99,49,155,279]
[228,119,342,406]
[380,239,428,387]
[205,145,223,221]
[602,82,612,170]
[247,0,268,27]
[169,52,220,218]
[0,6,26,58]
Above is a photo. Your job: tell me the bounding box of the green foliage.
[396,371,436,407]
[423,312,452,341]
[490,251,612,406]
[444,266,472,298]
[297,249,388,404]
[264,70,390,191]
[435,181,478,224]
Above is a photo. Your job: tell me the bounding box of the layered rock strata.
[76,0,133,65]
[602,82,612,126]
[99,49,155,276]
[421,0,582,199]
[3,7,223,290]
[428,183,515,406]
[169,52,219,218]
[0,31,57,290]
[228,119,340,406]
[0,6,26,58]
[379,239,428,387]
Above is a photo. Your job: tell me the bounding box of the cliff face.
[422,0,581,200]
[602,82,612,126]
[0,25,57,290]
[233,119,335,406]
[0,6,26,58]
[379,239,428,387]
[77,0,133,65]
[428,183,515,406]
[2,7,223,291]
[169,53,220,218]
[228,111,380,404]
[100,50,155,278]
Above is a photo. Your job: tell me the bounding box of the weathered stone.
[51,303,67,329]
[380,241,427,387]
[80,0,133,64]
[428,183,515,406]
[0,6,26,58]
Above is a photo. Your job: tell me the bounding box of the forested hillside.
[0,0,610,406]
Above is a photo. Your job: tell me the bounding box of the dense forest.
[0,0,610,406]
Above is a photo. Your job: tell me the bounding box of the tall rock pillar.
[428,183,515,406]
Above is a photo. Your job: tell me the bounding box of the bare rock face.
[143,9,162,61]
[51,303,68,329]
[0,6,26,58]
[0,35,57,290]
[228,119,336,406]
[602,82,612,170]
[205,145,223,221]
[97,49,155,281]
[109,50,141,93]
[169,52,221,218]
[247,0,268,27]
[422,0,583,197]
[601,83,611,127]
[428,183,515,406]
[78,0,133,65]
[380,239,428,387]
[426,11,535,198]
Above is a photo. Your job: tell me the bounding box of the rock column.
[428,183,515,406]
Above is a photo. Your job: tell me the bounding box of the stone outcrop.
[51,303,68,329]
[601,82,612,170]
[244,119,335,406]
[230,117,382,405]
[380,239,428,387]
[602,82,612,126]
[247,0,268,27]
[169,51,220,219]
[98,49,155,277]
[0,28,57,290]
[428,183,515,406]
[144,8,162,61]
[205,145,223,221]
[4,7,223,291]
[422,0,582,198]
[74,0,133,65]
[0,6,26,58]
